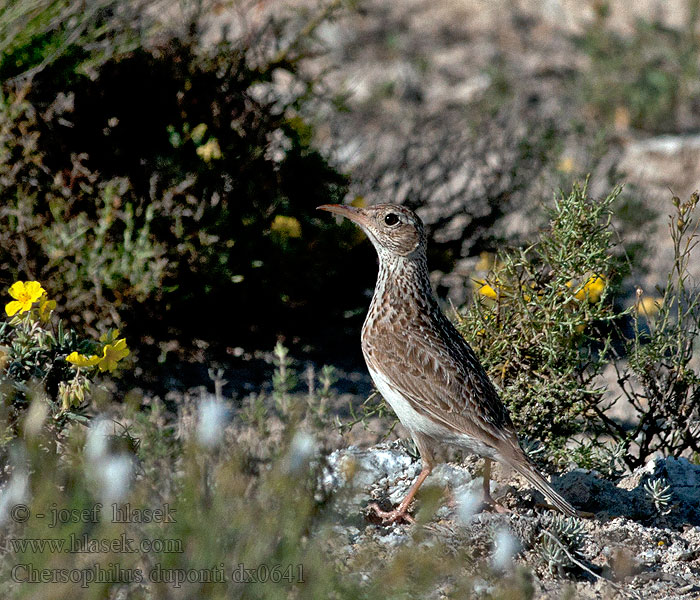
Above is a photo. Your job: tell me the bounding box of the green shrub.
[0,2,371,359]
[0,0,148,83]
[455,182,700,469]
[456,181,621,451]
[0,280,130,437]
[606,193,700,469]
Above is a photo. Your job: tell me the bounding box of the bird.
[318,203,577,523]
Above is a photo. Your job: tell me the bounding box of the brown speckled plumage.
[319,203,576,522]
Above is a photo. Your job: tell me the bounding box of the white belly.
[368,366,449,438]
[367,366,500,460]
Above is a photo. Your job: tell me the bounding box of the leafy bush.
[456,181,621,451]
[0,280,129,435]
[455,182,700,469]
[607,193,700,468]
[0,1,371,360]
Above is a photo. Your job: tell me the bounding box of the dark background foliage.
[0,10,377,371]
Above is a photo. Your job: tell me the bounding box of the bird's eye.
[384,213,399,226]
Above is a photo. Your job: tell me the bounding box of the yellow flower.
[271,215,302,238]
[38,294,56,322]
[574,275,606,303]
[477,282,498,300]
[636,296,663,317]
[557,156,575,173]
[5,281,45,316]
[98,338,130,372]
[99,328,120,343]
[196,138,222,162]
[66,352,101,368]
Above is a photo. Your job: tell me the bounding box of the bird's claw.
[482,493,510,514]
[368,502,415,524]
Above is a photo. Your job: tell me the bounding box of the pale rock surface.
[321,442,700,599]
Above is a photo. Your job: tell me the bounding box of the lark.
[318,203,577,523]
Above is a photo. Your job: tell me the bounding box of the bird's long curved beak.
[317,204,369,227]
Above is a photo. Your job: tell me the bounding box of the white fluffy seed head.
[288,431,316,472]
[85,418,112,461]
[492,527,519,570]
[196,397,230,449]
[455,488,481,524]
[85,417,133,504]
[97,455,133,504]
[0,470,29,526]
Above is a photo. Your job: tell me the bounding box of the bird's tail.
[509,459,578,517]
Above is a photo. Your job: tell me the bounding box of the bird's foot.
[368,502,415,525]
[482,493,510,514]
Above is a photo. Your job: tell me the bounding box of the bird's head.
[317,203,426,260]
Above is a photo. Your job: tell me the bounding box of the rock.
[611,134,700,290]
[617,135,700,202]
[321,441,476,519]
[322,442,416,500]
[320,444,700,598]
[623,456,700,520]
[323,444,700,523]
[652,457,700,510]
[557,457,700,523]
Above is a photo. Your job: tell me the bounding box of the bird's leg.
[369,463,433,524]
[482,458,509,514]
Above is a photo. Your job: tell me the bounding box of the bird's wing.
[363,308,520,453]
[364,307,579,517]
